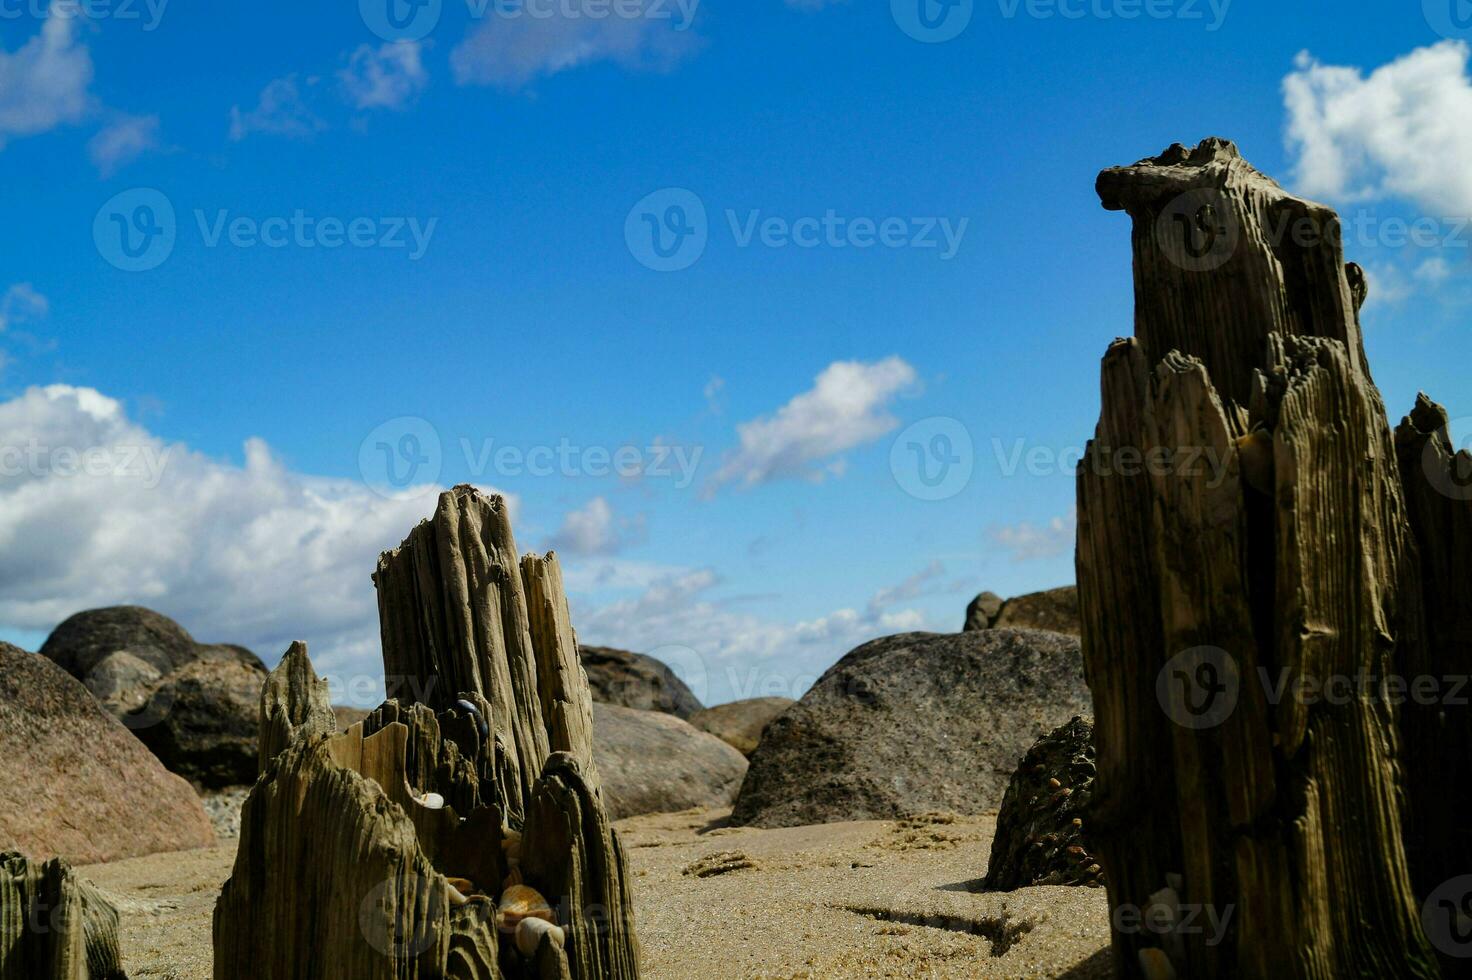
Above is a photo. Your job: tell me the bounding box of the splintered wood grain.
[1,852,125,980]
[219,485,641,979]
[258,640,337,773]
[523,554,601,792]
[374,486,551,820]
[1079,139,1439,980]
[1394,396,1472,920]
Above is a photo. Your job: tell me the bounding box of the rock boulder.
[41,606,199,680]
[963,591,1005,631]
[731,630,1091,828]
[992,587,1079,635]
[592,702,747,819]
[964,587,1080,635]
[0,642,215,864]
[689,698,794,757]
[134,658,267,789]
[579,645,703,718]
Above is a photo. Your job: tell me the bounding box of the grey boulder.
[731,629,1092,828]
[592,702,747,819]
[579,645,703,718]
[133,658,267,789]
[689,698,794,757]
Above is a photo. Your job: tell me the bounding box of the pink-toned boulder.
[0,642,216,865]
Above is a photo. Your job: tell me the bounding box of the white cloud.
[550,496,646,556]
[1416,256,1454,285]
[229,75,327,141]
[569,563,932,704]
[1284,42,1472,218]
[705,357,918,495]
[988,513,1076,562]
[867,559,945,612]
[0,385,501,690]
[0,283,48,332]
[339,41,428,111]
[0,6,93,149]
[88,114,160,177]
[450,1,702,90]
[702,376,726,415]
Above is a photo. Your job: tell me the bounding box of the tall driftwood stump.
[1394,394,1472,974]
[1078,138,1453,979]
[215,487,640,980]
[1,852,126,980]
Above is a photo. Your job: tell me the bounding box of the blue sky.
[2,0,1470,704]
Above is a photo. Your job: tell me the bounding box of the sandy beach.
[80,809,1113,980]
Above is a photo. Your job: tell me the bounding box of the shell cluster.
[983,716,1104,891]
[495,882,567,958]
[436,870,569,958]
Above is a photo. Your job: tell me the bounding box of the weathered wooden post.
[0,852,126,980]
[1078,138,1443,978]
[215,486,640,980]
[1394,395,1472,970]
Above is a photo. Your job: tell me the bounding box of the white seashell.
[502,829,523,867]
[418,792,446,810]
[1138,949,1177,980]
[515,916,566,958]
[498,884,555,932]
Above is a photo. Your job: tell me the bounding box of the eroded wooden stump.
[1079,139,1444,979]
[1,852,125,980]
[216,487,639,980]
